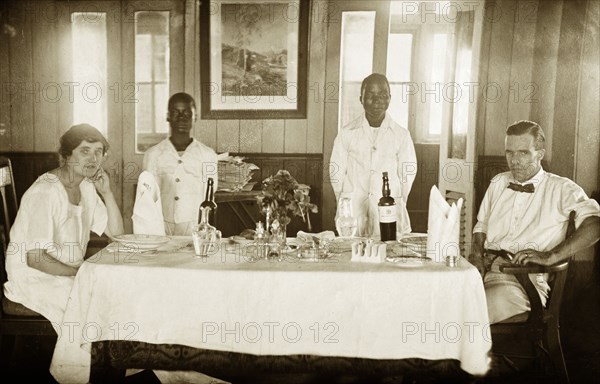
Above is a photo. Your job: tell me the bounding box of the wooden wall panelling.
[216,120,240,153]
[575,0,600,194]
[305,0,326,154]
[57,0,73,139]
[0,2,10,151]
[283,158,305,183]
[32,7,59,152]
[551,0,587,179]
[259,158,285,181]
[475,1,493,163]
[8,1,34,151]
[529,1,562,159]
[482,0,517,155]
[506,0,537,124]
[197,119,217,149]
[262,120,284,153]
[284,119,307,153]
[239,120,262,153]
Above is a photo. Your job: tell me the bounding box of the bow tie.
[507,182,535,193]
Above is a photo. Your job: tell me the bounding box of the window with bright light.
[427,33,448,136]
[388,2,461,143]
[71,12,108,135]
[386,33,413,129]
[135,11,170,152]
[338,11,375,130]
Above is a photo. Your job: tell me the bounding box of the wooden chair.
[490,210,576,384]
[0,156,56,366]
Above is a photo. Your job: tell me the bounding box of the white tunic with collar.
[143,138,218,235]
[330,113,417,237]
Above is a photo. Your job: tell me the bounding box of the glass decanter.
[192,206,222,258]
[335,197,358,238]
[253,221,269,260]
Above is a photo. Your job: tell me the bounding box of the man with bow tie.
[469,120,600,323]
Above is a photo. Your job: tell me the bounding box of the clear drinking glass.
[335,197,358,238]
[192,226,221,257]
[192,207,222,257]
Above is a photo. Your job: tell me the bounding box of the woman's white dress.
[4,173,107,325]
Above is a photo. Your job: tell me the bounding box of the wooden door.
[121,0,185,232]
[437,7,486,256]
[322,1,391,231]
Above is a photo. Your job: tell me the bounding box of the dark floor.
[2,273,599,384]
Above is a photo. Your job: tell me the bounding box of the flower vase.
[273,222,287,247]
[268,221,288,259]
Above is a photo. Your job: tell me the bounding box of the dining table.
[49,235,492,383]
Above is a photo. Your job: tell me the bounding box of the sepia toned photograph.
[0,1,599,383]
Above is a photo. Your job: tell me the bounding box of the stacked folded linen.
[217,153,259,192]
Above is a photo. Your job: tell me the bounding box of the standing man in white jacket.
[143,92,219,236]
[330,73,417,238]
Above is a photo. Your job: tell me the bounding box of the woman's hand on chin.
[92,168,112,196]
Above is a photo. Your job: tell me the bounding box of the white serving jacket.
[142,138,218,235]
[330,113,417,237]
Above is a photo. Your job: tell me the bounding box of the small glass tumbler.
[192,225,222,258]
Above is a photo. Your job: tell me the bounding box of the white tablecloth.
[50,237,491,383]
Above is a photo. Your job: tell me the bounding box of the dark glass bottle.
[200,177,217,226]
[378,172,397,241]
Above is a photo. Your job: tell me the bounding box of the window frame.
[387,24,418,140]
[388,14,457,144]
[134,11,171,144]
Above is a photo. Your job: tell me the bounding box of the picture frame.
[200,0,309,119]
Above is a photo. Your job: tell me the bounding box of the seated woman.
[6,124,227,384]
[4,123,124,325]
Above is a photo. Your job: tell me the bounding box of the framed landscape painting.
[200,0,309,119]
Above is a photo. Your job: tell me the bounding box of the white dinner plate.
[113,234,171,250]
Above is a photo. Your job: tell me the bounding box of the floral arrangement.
[256,170,318,231]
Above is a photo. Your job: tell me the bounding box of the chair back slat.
[547,210,576,314]
[0,157,18,249]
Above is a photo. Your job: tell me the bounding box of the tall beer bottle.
[378,172,396,241]
[199,177,217,226]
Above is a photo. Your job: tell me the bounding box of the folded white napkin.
[132,171,166,236]
[426,186,463,262]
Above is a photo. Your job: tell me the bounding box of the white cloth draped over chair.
[426,185,463,263]
[132,171,166,236]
